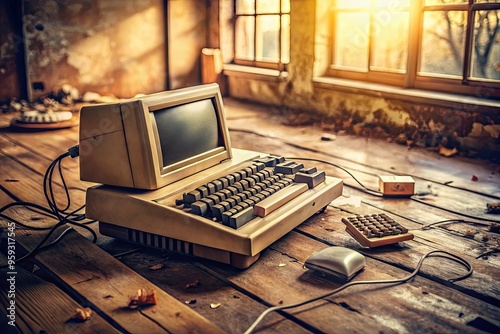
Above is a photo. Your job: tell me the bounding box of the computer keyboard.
[178,155,326,229]
[341,213,414,247]
[87,149,343,268]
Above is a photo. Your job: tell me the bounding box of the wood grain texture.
[1,99,499,334]
[0,255,119,334]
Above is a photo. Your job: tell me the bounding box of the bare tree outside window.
[471,8,500,80]
[328,0,500,96]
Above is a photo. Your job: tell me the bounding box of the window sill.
[313,77,500,111]
[223,64,288,82]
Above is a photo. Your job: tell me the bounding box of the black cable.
[285,156,383,196]
[243,249,473,334]
[286,156,498,223]
[0,145,98,268]
[231,128,499,222]
[419,219,492,230]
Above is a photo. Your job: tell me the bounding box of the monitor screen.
[154,98,223,167]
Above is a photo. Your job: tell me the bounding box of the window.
[328,0,500,98]
[233,0,290,70]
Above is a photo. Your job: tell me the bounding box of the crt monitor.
[79,83,232,190]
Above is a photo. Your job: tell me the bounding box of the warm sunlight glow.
[332,0,410,72]
[335,0,410,9]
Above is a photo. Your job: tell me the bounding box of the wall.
[22,0,167,100]
[0,0,210,102]
[168,0,208,90]
[221,0,500,159]
[0,2,22,101]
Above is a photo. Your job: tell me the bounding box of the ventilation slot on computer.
[128,229,194,255]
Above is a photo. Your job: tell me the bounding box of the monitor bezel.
[121,83,232,189]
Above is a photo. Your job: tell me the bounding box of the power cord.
[243,249,473,334]
[0,145,97,269]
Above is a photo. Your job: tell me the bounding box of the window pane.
[256,0,279,13]
[333,13,370,70]
[425,0,467,5]
[235,16,255,60]
[256,15,280,62]
[335,0,371,9]
[419,11,466,77]
[374,0,410,7]
[371,12,409,72]
[236,0,254,15]
[470,9,500,81]
[281,14,290,63]
[282,0,291,13]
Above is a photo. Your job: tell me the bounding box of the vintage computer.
[79,83,343,268]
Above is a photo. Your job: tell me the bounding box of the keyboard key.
[254,183,308,218]
[196,186,209,198]
[191,201,208,216]
[229,172,241,182]
[299,167,317,174]
[294,170,326,189]
[183,190,201,204]
[274,161,304,175]
[253,162,265,171]
[229,207,255,228]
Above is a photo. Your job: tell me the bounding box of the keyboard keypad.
[178,157,327,229]
[341,214,414,247]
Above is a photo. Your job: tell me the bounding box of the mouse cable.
[243,249,472,334]
[284,156,382,197]
[230,129,499,222]
[285,156,499,224]
[418,218,492,231]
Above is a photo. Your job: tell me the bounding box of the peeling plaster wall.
[23,0,167,99]
[224,0,499,159]
[0,2,21,101]
[0,0,209,101]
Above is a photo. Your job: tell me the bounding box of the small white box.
[379,175,415,196]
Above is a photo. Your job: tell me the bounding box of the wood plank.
[118,249,312,334]
[202,231,500,334]
[297,206,500,304]
[0,219,224,334]
[0,255,119,333]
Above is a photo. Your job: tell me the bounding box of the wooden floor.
[1,98,499,334]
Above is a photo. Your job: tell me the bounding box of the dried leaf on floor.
[210,303,221,309]
[185,280,201,289]
[439,146,458,157]
[71,307,92,321]
[128,288,158,309]
[149,263,164,270]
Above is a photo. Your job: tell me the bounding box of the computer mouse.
[304,247,365,281]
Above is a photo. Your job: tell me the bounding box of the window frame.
[232,0,290,71]
[326,0,500,99]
